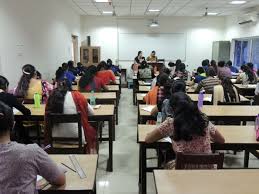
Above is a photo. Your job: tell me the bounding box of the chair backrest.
[175,152,224,169]
[45,112,85,154]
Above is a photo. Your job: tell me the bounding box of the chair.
[45,112,86,154]
[175,152,224,169]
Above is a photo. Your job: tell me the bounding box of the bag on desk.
[139,68,152,79]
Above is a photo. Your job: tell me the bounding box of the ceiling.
[68,0,259,17]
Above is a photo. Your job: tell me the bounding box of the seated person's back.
[0,101,65,193]
[96,61,116,85]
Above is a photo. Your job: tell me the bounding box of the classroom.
[1,0,259,193]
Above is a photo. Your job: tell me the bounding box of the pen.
[61,163,76,173]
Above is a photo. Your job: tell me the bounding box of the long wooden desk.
[234,84,257,96]
[15,104,115,172]
[136,93,213,105]
[139,85,151,92]
[82,92,118,126]
[154,170,259,194]
[39,154,98,194]
[138,124,259,194]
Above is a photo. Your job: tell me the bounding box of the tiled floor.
[96,88,259,194]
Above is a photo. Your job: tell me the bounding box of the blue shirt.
[230,66,239,73]
[194,74,206,83]
[63,71,75,83]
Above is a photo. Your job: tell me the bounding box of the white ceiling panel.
[68,0,259,16]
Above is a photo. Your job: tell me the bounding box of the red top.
[85,77,106,92]
[96,70,116,85]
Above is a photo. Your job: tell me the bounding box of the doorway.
[71,35,79,63]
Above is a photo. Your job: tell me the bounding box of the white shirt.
[52,92,94,143]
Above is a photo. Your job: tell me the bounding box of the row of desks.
[138,124,259,194]
[15,104,115,172]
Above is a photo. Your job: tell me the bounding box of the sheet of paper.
[93,105,101,109]
[141,94,146,97]
[13,108,20,115]
[204,96,212,102]
[162,137,172,143]
[37,175,43,182]
[141,105,155,112]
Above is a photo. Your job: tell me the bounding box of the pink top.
[158,117,216,154]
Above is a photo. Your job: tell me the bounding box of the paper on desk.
[141,94,146,97]
[13,108,20,115]
[162,137,172,143]
[143,82,151,85]
[141,105,155,112]
[37,175,43,182]
[93,105,101,109]
[204,96,212,102]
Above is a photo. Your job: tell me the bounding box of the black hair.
[171,80,186,94]
[151,51,156,54]
[176,59,182,65]
[56,67,65,81]
[168,62,176,67]
[46,81,69,114]
[157,73,169,87]
[169,92,208,141]
[138,51,142,56]
[36,71,42,79]
[242,65,255,83]
[177,63,186,72]
[210,60,216,66]
[218,61,225,68]
[139,60,148,69]
[226,60,232,66]
[16,64,36,97]
[247,62,254,70]
[206,67,216,77]
[68,60,74,68]
[197,67,205,74]
[77,62,83,67]
[107,59,112,65]
[202,60,209,67]
[221,77,238,102]
[97,61,108,71]
[79,65,98,88]
[62,63,68,70]
[0,101,14,135]
[163,68,171,75]
[0,76,9,91]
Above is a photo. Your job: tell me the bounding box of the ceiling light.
[150,20,159,27]
[102,11,113,14]
[149,9,160,12]
[95,0,110,2]
[229,1,247,5]
[207,12,218,16]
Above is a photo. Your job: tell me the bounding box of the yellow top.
[26,78,42,99]
[146,55,157,62]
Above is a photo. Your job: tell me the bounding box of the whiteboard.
[118,33,186,61]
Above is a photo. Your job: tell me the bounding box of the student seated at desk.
[79,65,108,92]
[107,59,121,76]
[62,62,76,85]
[144,73,169,105]
[210,60,218,74]
[214,77,240,104]
[68,60,78,76]
[226,60,238,73]
[145,92,225,168]
[0,102,65,193]
[0,76,31,115]
[134,51,145,65]
[174,63,188,80]
[194,67,206,83]
[46,80,96,153]
[195,67,221,94]
[217,61,232,80]
[236,65,257,85]
[96,61,116,85]
[146,51,158,62]
[15,64,43,100]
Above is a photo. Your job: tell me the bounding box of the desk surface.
[139,85,151,92]
[137,93,212,102]
[138,124,258,144]
[154,170,259,194]
[234,84,257,89]
[107,85,119,91]
[201,105,259,117]
[138,81,152,86]
[15,104,114,117]
[43,155,98,191]
[82,92,116,100]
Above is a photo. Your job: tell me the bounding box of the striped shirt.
[195,77,221,94]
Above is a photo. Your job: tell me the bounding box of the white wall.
[225,15,259,40]
[0,0,81,87]
[81,16,226,72]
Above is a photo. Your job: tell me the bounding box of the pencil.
[61,163,76,173]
